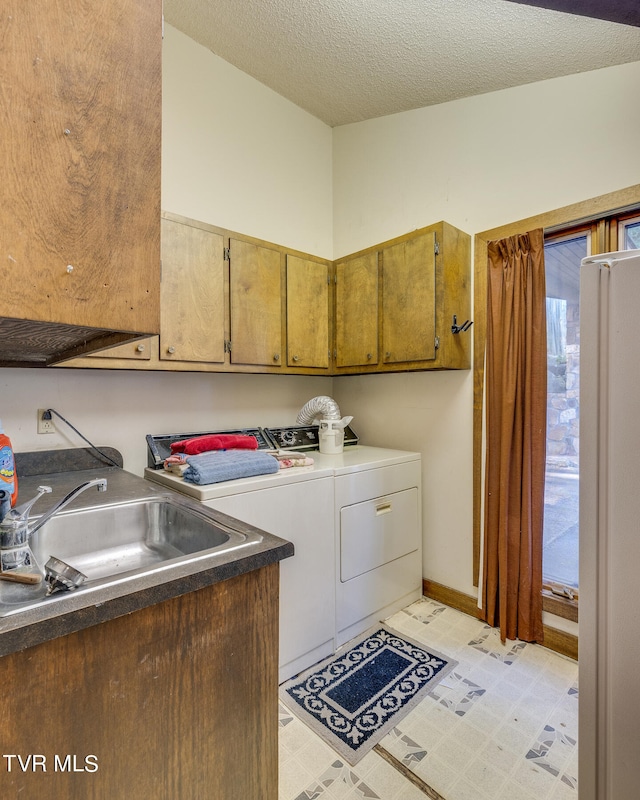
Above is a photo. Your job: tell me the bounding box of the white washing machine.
[144,427,422,679]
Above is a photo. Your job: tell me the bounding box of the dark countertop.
[0,451,293,657]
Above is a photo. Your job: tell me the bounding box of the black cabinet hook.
[451,315,473,334]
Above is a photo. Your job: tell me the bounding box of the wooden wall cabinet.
[334,252,379,368]
[381,233,437,364]
[88,340,153,362]
[0,0,162,366]
[160,217,226,364]
[333,222,471,374]
[229,238,283,368]
[73,215,333,374]
[227,244,332,372]
[287,255,331,369]
[68,217,469,375]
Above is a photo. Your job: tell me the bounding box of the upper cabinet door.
[160,217,226,363]
[229,238,283,367]
[335,253,379,368]
[0,0,161,335]
[381,233,436,364]
[286,256,330,369]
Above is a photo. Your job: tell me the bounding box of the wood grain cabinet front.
[381,233,437,365]
[70,221,334,374]
[333,222,471,374]
[160,217,226,364]
[334,252,379,369]
[88,340,153,362]
[64,217,470,375]
[0,565,280,799]
[286,255,331,370]
[229,238,283,368]
[0,0,162,365]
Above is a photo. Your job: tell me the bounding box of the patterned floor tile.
[383,727,428,768]
[468,626,528,664]
[525,724,577,777]
[280,597,579,800]
[512,756,565,798]
[448,775,495,800]
[411,753,459,795]
[429,670,486,716]
[495,778,540,800]
[280,754,319,800]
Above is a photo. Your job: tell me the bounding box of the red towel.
[170,434,259,455]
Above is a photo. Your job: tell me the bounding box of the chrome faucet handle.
[1,486,52,526]
[26,478,107,538]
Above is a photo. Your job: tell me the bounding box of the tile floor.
[279,598,578,800]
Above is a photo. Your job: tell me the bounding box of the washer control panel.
[264,424,358,451]
[146,424,359,467]
[146,428,273,468]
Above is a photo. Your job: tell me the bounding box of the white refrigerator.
[580,248,640,800]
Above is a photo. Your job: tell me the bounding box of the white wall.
[1,369,331,477]
[332,60,640,598]
[1,23,334,476]
[162,25,334,258]
[332,60,640,257]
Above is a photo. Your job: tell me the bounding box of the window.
[619,213,640,250]
[543,231,587,595]
[542,209,640,602]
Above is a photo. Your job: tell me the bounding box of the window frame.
[617,211,640,250]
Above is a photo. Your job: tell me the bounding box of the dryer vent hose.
[296,396,341,424]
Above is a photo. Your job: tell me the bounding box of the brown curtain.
[480,229,547,643]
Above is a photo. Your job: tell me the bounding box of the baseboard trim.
[422,579,578,661]
[540,625,578,661]
[422,579,480,618]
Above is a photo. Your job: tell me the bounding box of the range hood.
[0,318,150,367]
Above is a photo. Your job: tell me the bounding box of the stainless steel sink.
[0,494,262,616]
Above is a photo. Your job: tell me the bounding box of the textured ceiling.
[164,0,640,127]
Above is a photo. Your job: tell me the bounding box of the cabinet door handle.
[375,502,392,515]
[167,346,175,355]
[273,354,280,362]
[136,344,145,353]
[292,355,299,362]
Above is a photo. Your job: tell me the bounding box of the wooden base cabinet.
[0,0,161,365]
[0,565,279,800]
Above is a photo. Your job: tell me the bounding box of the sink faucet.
[0,479,107,575]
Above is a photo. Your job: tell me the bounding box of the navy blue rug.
[279,625,457,764]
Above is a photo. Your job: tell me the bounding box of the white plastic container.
[318,419,345,454]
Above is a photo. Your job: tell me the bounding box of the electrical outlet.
[37,409,56,435]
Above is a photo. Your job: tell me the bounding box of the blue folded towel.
[183,450,279,485]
